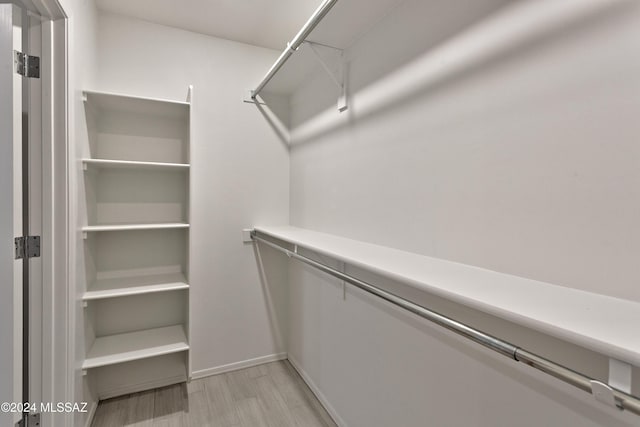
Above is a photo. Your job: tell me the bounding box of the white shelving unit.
[81,88,192,398]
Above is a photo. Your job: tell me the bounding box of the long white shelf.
[82,223,190,233]
[83,273,189,301]
[83,325,189,370]
[82,158,190,171]
[254,226,640,366]
[260,0,400,95]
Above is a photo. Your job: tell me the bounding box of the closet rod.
[251,0,339,99]
[251,231,640,417]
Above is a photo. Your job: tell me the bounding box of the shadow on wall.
[253,0,634,146]
[253,94,291,146]
[288,256,639,426]
[253,242,289,352]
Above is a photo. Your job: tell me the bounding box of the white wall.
[56,0,100,425]
[290,0,640,303]
[286,0,640,426]
[95,12,290,376]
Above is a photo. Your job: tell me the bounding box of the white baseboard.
[287,354,347,427]
[84,401,98,427]
[98,374,186,400]
[191,352,288,380]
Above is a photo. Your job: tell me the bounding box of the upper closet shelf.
[83,90,190,118]
[254,226,640,366]
[251,0,401,97]
[82,159,190,170]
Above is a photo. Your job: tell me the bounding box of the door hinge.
[15,236,41,259]
[16,412,40,427]
[28,412,40,427]
[14,50,40,78]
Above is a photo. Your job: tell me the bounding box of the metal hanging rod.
[251,231,640,417]
[251,0,339,99]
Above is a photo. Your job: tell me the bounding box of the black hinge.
[15,413,40,427]
[14,50,40,78]
[28,413,40,427]
[15,236,41,259]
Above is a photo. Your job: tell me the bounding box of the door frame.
[8,1,69,426]
[33,2,70,426]
[0,4,24,426]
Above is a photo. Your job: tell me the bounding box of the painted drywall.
[95,12,290,376]
[57,0,101,425]
[285,0,640,426]
[290,0,640,303]
[288,260,638,427]
[61,0,101,425]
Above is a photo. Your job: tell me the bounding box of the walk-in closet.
[2,0,639,426]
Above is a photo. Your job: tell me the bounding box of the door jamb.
[16,1,69,426]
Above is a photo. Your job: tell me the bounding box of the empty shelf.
[254,226,640,366]
[83,273,189,301]
[82,223,190,232]
[83,325,189,369]
[82,159,190,170]
[83,90,189,118]
[258,0,400,96]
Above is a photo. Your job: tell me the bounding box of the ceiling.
[95,0,324,50]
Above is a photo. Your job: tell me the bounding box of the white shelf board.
[83,90,189,119]
[82,158,190,171]
[254,226,640,366]
[83,325,189,369]
[83,273,189,301]
[82,223,190,232]
[260,0,402,95]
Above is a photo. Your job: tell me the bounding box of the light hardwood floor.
[91,360,337,427]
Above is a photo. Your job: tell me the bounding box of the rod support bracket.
[304,41,348,112]
[243,90,265,105]
[590,359,632,410]
[609,358,632,394]
[591,381,622,410]
[243,228,256,243]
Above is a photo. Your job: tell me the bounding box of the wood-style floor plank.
[122,390,155,427]
[152,384,186,427]
[204,374,240,426]
[224,369,257,402]
[235,397,269,427]
[91,361,337,427]
[254,374,297,427]
[92,396,127,427]
[183,390,214,427]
